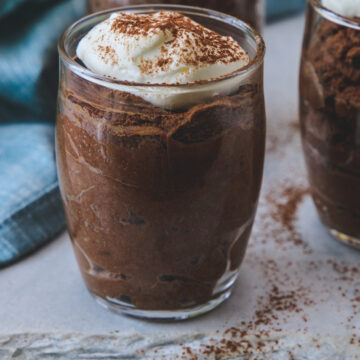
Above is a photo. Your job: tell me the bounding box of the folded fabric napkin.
[0,0,84,266]
[0,0,304,267]
[0,124,64,265]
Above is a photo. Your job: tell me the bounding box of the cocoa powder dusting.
[109,11,247,74]
[97,45,118,66]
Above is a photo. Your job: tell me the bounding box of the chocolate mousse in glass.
[57,5,266,319]
[299,0,360,249]
[86,0,265,32]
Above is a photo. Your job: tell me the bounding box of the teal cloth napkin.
[0,0,84,266]
[267,0,305,20]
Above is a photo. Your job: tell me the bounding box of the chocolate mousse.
[299,6,360,242]
[56,9,265,315]
[87,0,264,31]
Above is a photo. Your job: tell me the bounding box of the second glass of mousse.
[299,0,360,249]
[57,5,266,319]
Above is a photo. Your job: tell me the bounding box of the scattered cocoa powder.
[327,259,359,276]
[175,281,314,358]
[261,182,311,253]
[266,185,309,234]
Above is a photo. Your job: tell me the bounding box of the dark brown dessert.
[87,0,263,31]
[300,14,360,241]
[57,70,265,310]
[56,8,265,315]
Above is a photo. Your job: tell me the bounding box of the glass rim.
[58,4,266,88]
[309,0,360,30]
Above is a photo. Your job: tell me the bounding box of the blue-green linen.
[267,0,305,20]
[0,0,304,266]
[0,0,84,266]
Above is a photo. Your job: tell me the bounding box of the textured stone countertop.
[1,14,359,360]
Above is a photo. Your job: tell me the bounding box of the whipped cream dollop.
[322,0,360,17]
[76,11,250,109]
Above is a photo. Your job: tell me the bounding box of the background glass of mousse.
[299,0,360,249]
[57,5,266,320]
[86,0,265,32]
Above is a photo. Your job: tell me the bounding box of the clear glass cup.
[57,5,266,320]
[299,0,360,249]
[86,0,265,31]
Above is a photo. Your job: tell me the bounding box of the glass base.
[330,229,360,250]
[91,288,233,321]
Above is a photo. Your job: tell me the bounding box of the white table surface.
[1,14,360,360]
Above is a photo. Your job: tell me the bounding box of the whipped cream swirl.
[76,11,250,109]
[322,0,360,17]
